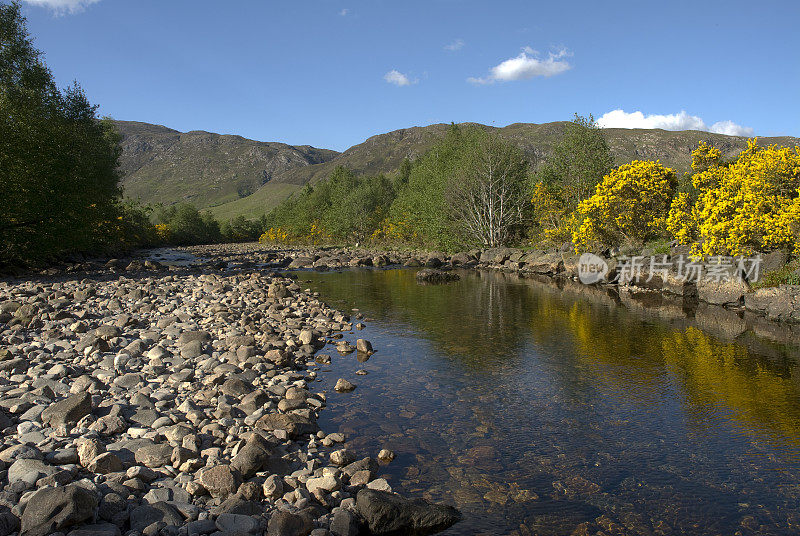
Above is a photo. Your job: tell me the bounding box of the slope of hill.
[113,120,339,209]
[209,122,799,218]
[114,119,798,221]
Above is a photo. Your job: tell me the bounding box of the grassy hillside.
[113,120,338,210]
[115,119,799,220]
[206,182,301,221]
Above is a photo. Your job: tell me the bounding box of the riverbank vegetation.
[259,121,799,259]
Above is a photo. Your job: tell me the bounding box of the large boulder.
[231,433,287,478]
[129,502,183,532]
[745,285,800,322]
[697,277,749,306]
[134,442,173,468]
[266,510,314,536]
[20,485,98,536]
[255,413,318,439]
[199,464,241,498]
[355,489,461,536]
[522,252,563,274]
[0,509,20,536]
[41,392,92,427]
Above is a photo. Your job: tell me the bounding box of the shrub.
[221,216,261,243]
[156,204,221,246]
[573,160,677,252]
[670,139,800,256]
[259,227,290,244]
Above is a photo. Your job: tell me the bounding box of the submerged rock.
[415,269,460,284]
[335,378,357,392]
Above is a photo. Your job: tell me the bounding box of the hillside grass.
[207,182,301,220]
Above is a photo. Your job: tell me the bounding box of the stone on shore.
[20,485,99,536]
[40,392,92,427]
[355,489,462,536]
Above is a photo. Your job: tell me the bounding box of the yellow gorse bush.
[572,160,677,252]
[530,181,575,244]
[155,223,171,242]
[370,217,418,243]
[669,139,800,256]
[259,227,290,244]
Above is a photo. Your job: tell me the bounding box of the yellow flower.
[572,160,677,252]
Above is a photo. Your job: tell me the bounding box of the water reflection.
[303,268,800,535]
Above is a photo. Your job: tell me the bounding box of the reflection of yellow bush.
[662,327,800,444]
[572,160,677,252]
[670,140,800,256]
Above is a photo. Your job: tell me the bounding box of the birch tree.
[448,133,529,247]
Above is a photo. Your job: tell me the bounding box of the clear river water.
[299,268,800,536]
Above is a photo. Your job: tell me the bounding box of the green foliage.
[388,125,478,249]
[0,2,123,263]
[262,166,396,243]
[111,202,159,249]
[221,215,262,243]
[263,126,529,249]
[156,204,222,246]
[535,113,613,209]
[752,258,800,289]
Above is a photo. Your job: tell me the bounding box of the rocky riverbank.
[177,242,800,325]
[0,260,461,536]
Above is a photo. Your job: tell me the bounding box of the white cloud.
[597,109,754,136]
[384,70,416,87]
[22,0,100,14]
[708,120,754,137]
[468,47,571,85]
[339,8,349,16]
[444,39,465,52]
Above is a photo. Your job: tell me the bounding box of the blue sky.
[19,0,800,151]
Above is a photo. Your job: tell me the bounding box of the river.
[300,268,800,535]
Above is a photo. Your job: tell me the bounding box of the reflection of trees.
[306,269,533,370]
[523,278,800,444]
[307,268,800,444]
[662,327,800,444]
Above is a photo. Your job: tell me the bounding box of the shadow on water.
[302,268,800,536]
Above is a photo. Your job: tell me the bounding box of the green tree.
[448,132,530,247]
[156,204,221,245]
[537,113,613,208]
[221,215,262,242]
[388,124,470,249]
[0,1,122,264]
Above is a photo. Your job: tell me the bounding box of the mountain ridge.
[113,119,799,221]
[113,120,339,212]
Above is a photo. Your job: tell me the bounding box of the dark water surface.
[301,268,800,535]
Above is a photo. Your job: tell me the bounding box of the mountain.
[114,120,799,221]
[113,120,339,212]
